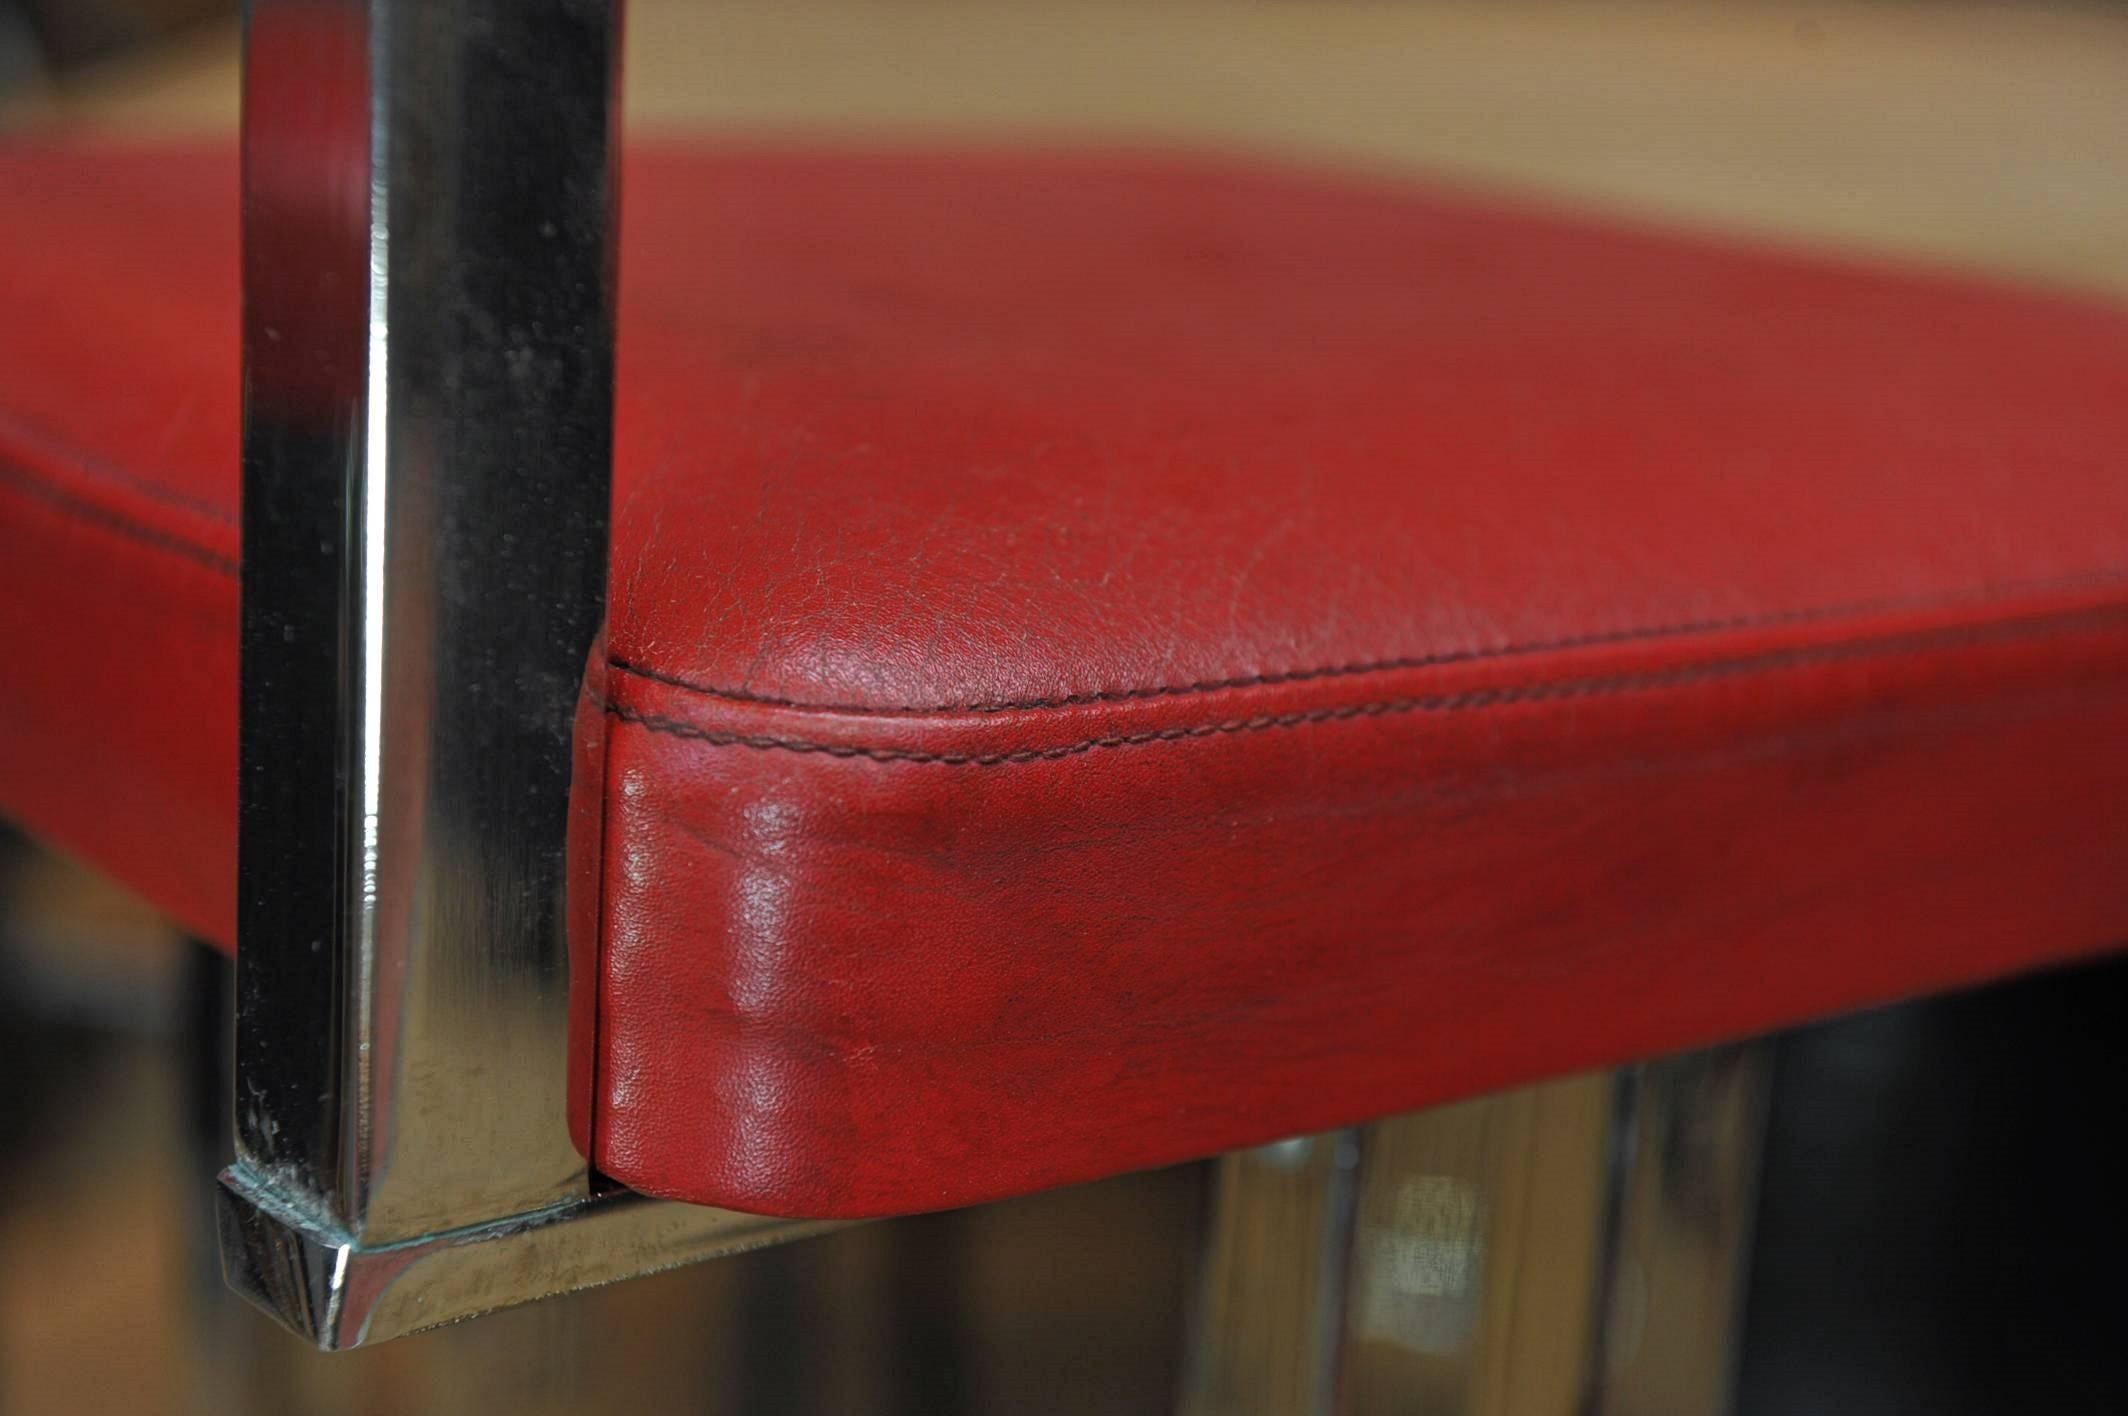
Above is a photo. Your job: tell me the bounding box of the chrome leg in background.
[1181,1049,1770,1416]
[1180,1131,1362,1416]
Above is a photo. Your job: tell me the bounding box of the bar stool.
[2,1,2124,1400]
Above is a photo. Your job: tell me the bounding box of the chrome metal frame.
[220,0,824,1349]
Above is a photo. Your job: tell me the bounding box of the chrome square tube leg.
[222,0,824,1349]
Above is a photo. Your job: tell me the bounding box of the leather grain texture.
[4,142,2127,1217]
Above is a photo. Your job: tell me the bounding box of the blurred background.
[0,0,218,91]
[3,2,2126,1413]
[3,0,2127,302]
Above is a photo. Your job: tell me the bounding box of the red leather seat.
[5,141,2127,1218]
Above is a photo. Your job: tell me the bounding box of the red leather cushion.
[4,142,2127,1218]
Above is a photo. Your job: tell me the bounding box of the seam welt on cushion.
[0,410,240,528]
[607,566,2128,717]
[0,457,238,577]
[601,598,2128,767]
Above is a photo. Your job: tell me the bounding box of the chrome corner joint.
[226,0,823,1348]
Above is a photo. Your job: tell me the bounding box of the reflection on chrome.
[224,0,824,1347]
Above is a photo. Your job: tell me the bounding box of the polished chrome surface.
[238,0,618,1242]
[218,1165,836,1350]
[231,0,818,1345]
[1581,1048,1770,1416]
[1180,1053,1770,1416]
[1181,1133,1361,1416]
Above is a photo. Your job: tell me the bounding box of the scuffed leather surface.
[4,142,2127,1217]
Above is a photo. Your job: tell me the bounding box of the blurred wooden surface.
[7,0,2127,300]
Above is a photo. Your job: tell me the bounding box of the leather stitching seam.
[601,601,2128,766]
[0,458,239,576]
[0,411,239,527]
[606,567,2128,717]
[14,452,2126,733]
